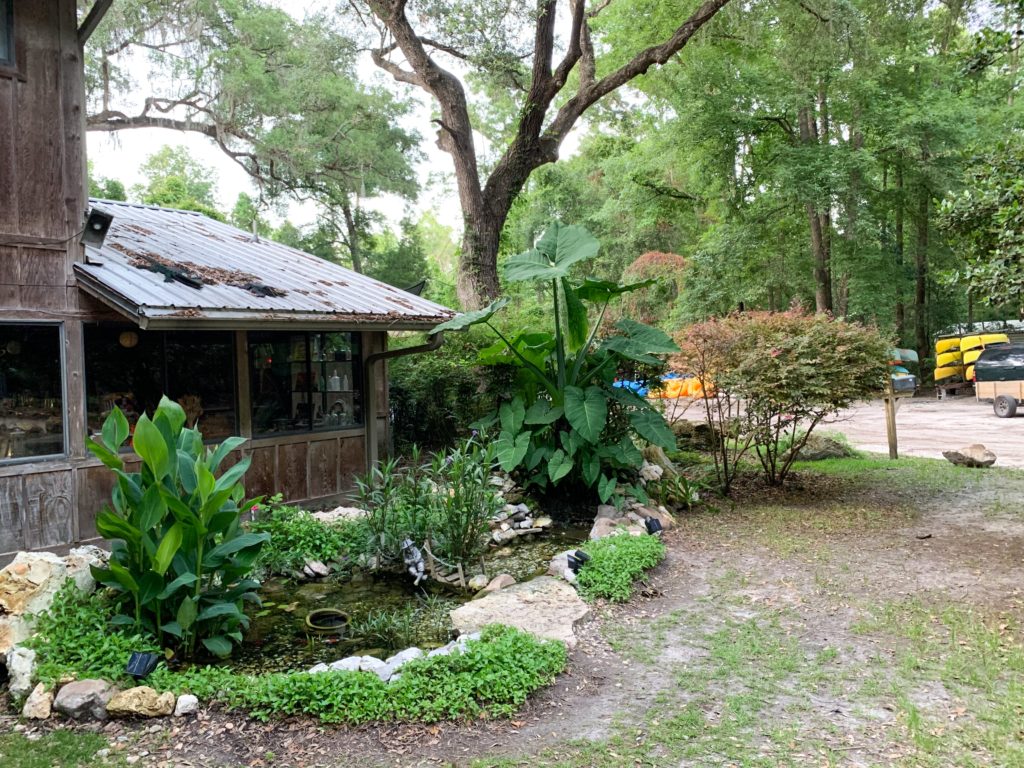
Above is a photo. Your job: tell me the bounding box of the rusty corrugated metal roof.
[74,200,456,330]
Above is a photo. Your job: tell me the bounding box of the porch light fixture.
[81,207,114,249]
[118,331,139,349]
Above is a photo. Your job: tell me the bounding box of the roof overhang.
[74,265,449,332]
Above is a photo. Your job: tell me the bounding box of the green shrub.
[356,435,503,569]
[577,534,666,602]
[24,581,158,686]
[86,396,268,658]
[151,625,566,723]
[250,497,371,576]
[389,331,513,450]
[433,222,678,504]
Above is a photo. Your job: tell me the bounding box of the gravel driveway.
[828,393,1024,468]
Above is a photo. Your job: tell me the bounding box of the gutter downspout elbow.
[363,332,445,472]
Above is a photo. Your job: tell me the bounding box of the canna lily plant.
[86,396,268,658]
[432,222,678,503]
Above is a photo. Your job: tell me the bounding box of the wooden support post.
[884,378,899,460]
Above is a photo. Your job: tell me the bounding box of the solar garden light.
[125,651,160,680]
[567,550,591,573]
[645,517,663,535]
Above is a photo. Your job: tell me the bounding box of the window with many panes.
[249,331,362,435]
[0,0,13,68]
[0,324,64,460]
[84,326,237,441]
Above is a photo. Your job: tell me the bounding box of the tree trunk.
[458,211,504,309]
[895,163,905,344]
[340,200,363,274]
[799,104,832,313]
[915,147,930,363]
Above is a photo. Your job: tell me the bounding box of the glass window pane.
[85,327,237,442]
[0,0,12,66]
[0,324,64,459]
[250,331,363,435]
[250,332,312,435]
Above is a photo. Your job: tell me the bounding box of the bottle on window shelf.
[328,369,341,391]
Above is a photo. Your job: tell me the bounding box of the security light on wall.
[81,208,114,249]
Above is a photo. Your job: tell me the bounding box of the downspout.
[363,332,444,472]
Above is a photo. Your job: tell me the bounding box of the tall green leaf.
[563,386,608,444]
[132,415,171,479]
[504,222,600,282]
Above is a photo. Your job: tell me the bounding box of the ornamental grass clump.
[576,533,666,602]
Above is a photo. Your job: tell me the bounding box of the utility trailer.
[974,343,1024,417]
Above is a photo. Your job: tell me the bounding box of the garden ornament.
[402,538,426,585]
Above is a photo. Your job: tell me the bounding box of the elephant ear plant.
[86,396,268,658]
[433,222,679,502]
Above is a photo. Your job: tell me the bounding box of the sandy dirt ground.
[826,394,1024,468]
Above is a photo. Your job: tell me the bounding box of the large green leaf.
[562,278,589,352]
[547,449,574,484]
[157,571,198,600]
[202,635,233,658]
[132,415,171,480]
[629,409,677,450]
[101,407,130,452]
[196,602,244,622]
[153,523,183,575]
[107,560,139,595]
[524,399,563,425]
[177,596,198,630]
[85,437,124,471]
[203,532,270,568]
[156,396,187,435]
[494,430,530,472]
[598,474,617,503]
[563,386,608,444]
[504,222,600,282]
[95,508,141,544]
[575,277,657,303]
[208,436,246,472]
[581,451,601,486]
[499,397,526,435]
[430,297,510,333]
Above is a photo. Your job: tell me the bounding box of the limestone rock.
[782,434,856,463]
[534,516,553,529]
[301,560,330,579]
[308,663,330,674]
[22,683,53,719]
[633,506,676,531]
[64,546,108,593]
[54,679,117,720]
[450,575,590,649]
[641,444,680,477]
[427,642,457,658]
[943,444,997,468]
[0,552,66,616]
[385,647,424,673]
[595,505,619,520]
[590,517,633,539]
[6,645,36,698]
[546,550,574,579]
[106,686,175,718]
[482,574,516,594]
[468,574,490,591]
[357,655,390,680]
[173,694,199,717]
[328,657,361,672]
[311,506,367,524]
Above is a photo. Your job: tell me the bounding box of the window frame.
[248,330,364,438]
[0,321,68,466]
[83,325,239,446]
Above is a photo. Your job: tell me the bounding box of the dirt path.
[9,462,1024,767]
[828,396,1024,468]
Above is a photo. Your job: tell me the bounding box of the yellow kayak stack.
[934,333,1010,382]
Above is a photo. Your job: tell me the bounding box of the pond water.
[226,524,588,674]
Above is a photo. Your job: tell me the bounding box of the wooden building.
[0,0,453,563]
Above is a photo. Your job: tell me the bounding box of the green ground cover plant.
[576,533,666,602]
[86,396,268,658]
[250,496,370,576]
[148,625,566,723]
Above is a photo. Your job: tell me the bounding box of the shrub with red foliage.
[620,251,688,326]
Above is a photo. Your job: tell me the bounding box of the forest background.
[83,0,1024,410]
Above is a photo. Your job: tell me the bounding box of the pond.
[227,524,588,674]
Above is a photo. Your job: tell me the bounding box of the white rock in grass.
[6,645,36,698]
[385,647,424,668]
[173,694,198,717]
[357,656,388,679]
[308,663,330,674]
[328,657,361,672]
[22,683,52,720]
